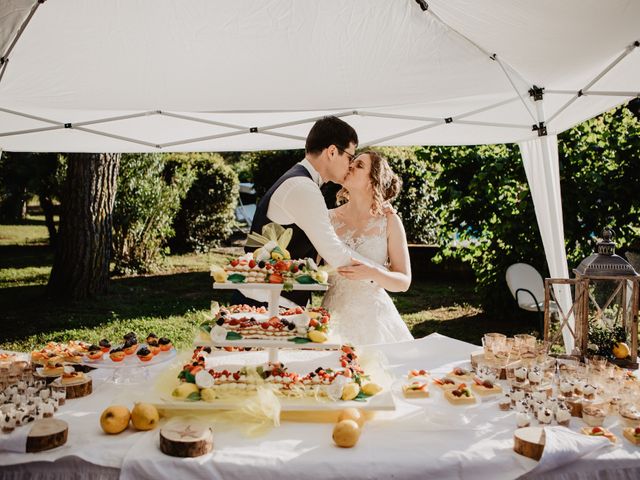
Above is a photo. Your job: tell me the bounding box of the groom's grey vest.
[240,163,317,306]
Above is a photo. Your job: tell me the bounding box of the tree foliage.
[112,153,195,274]
[170,153,239,252]
[430,106,640,314]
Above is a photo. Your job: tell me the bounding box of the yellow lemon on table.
[308,330,328,343]
[332,419,361,448]
[100,405,130,434]
[338,408,364,427]
[341,382,360,401]
[362,383,383,396]
[613,342,631,359]
[130,403,160,431]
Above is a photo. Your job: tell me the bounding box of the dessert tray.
[81,346,176,369]
[151,347,395,413]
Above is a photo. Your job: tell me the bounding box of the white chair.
[505,263,548,313]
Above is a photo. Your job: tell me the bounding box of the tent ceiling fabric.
[0,0,638,152]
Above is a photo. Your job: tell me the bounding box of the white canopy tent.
[1,0,639,351]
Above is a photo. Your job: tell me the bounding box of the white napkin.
[530,426,612,474]
[0,425,28,453]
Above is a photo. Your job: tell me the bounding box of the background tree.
[112,153,195,274]
[48,153,120,299]
[170,153,238,252]
[430,105,640,315]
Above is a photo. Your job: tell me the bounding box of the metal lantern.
[544,228,640,368]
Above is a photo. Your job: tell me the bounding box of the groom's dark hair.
[305,116,358,155]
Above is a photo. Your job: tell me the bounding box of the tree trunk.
[39,193,58,248]
[48,153,120,299]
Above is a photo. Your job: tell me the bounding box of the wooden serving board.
[27,418,68,452]
[160,421,213,457]
[52,376,92,399]
[514,426,545,460]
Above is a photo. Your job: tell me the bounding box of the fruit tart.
[158,337,172,351]
[402,381,429,398]
[99,338,111,353]
[623,427,640,446]
[444,383,476,405]
[123,338,138,355]
[87,345,104,361]
[42,360,64,376]
[471,377,503,396]
[136,346,154,362]
[433,377,458,390]
[147,339,161,355]
[61,370,85,385]
[408,369,429,379]
[109,347,126,362]
[581,426,616,443]
[448,367,473,381]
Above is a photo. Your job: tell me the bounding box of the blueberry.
[258,261,265,268]
[288,323,295,330]
[216,318,225,326]
[315,367,323,373]
[203,347,212,354]
[309,372,316,378]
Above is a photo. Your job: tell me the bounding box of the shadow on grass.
[0,270,234,343]
[410,310,541,346]
[0,245,54,269]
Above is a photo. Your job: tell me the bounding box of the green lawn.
[0,218,539,352]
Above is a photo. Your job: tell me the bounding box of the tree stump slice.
[27,419,68,452]
[52,377,92,399]
[160,422,213,457]
[514,426,546,461]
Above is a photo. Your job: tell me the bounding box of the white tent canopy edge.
[2,0,639,352]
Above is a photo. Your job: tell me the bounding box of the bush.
[170,153,239,252]
[430,105,640,315]
[112,153,195,274]
[248,150,303,199]
[372,147,439,245]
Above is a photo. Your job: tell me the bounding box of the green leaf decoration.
[283,281,294,292]
[294,274,316,284]
[227,273,246,283]
[199,325,212,333]
[225,331,243,340]
[288,337,312,344]
[184,371,195,384]
[186,391,201,402]
[352,391,372,402]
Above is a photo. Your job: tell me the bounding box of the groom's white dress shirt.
[267,159,361,268]
[240,159,374,306]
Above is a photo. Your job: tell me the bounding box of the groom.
[234,116,369,307]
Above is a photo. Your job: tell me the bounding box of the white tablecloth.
[1,333,639,480]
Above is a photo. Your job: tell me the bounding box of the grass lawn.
[0,218,539,352]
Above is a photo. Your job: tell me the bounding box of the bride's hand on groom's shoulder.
[337,258,378,281]
[381,202,396,216]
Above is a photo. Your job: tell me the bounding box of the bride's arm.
[337,213,412,292]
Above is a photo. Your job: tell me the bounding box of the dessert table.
[1,333,639,480]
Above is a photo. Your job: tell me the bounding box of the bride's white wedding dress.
[321,211,413,346]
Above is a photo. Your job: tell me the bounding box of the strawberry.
[309,319,319,328]
[419,369,427,375]
[592,427,603,434]
[341,360,347,367]
[321,316,329,324]
[248,259,256,268]
[261,322,270,329]
[269,273,283,284]
[233,372,240,381]
[230,259,239,267]
[635,427,640,435]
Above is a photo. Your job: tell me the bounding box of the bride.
[322,151,413,345]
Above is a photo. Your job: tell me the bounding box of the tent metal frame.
[0,1,637,150]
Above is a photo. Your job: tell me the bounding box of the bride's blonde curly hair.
[336,151,402,215]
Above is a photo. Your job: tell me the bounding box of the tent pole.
[493,56,537,123]
[361,121,442,147]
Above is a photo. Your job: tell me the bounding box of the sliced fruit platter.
[211,253,329,286]
[155,345,394,412]
[196,305,339,349]
[81,332,176,368]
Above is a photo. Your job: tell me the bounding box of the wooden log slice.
[26,418,68,452]
[160,422,213,457]
[514,426,546,461]
[52,376,93,399]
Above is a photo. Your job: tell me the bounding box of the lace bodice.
[328,210,389,266]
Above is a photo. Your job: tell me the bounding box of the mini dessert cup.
[582,404,607,427]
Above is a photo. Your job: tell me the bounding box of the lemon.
[341,382,360,401]
[338,408,364,426]
[200,388,216,402]
[308,330,328,343]
[613,342,631,359]
[171,382,200,399]
[362,383,383,396]
[332,419,360,448]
